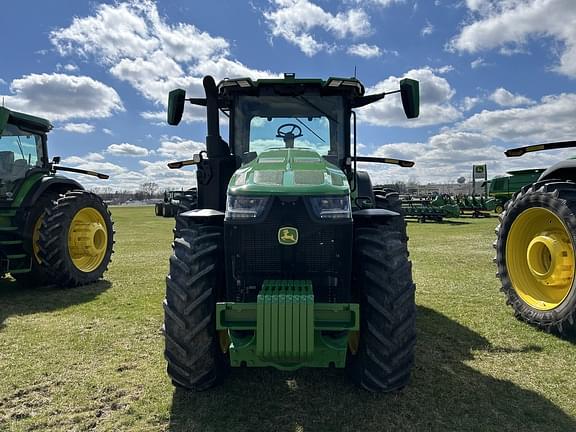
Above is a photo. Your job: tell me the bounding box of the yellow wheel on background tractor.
[68,207,108,273]
[495,181,576,333]
[494,203,505,214]
[37,190,114,287]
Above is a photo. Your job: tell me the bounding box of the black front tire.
[13,191,61,287]
[37,190,114,287]
[347,218,416,392]
[164,220,228,390]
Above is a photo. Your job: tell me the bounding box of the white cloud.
[451,0,576,77]
[347,43,381,58]
[102,128,113,135]
[432,65,454,74]
[458,92,576,142]
[263,0,371,56]
[56,63,79,72]
[489,87,534,107]
[461,96,481,111]
[357,67,461,127]
[156,136,205,159]
[470,57,487,69]
[106,143,150,157]
[352,0,405,7]
[1,73,123,121]
[86,152,105,162]
[0,78,6,85]
[60,122,95,134]
[50,0,276,124]
[139,159,197,189]
[421,21,434,37]
[62,153,105,164]
[50,1,160,63]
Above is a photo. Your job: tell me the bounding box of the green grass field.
[1,207,575,431]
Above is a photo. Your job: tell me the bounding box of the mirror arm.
[168,152,205,169]
[351,92,386,108]
[52,165,109,179]
[353,156,415,167]
[187,98,207,106]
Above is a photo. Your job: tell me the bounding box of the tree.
[140,182,159,198]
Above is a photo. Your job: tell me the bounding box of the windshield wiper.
[295,118,326,143]
[296,96,338,124]
[16,136,26,160]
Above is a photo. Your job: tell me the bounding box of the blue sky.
[1,0,575,190]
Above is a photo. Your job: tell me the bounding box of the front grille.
[225,196,352,303]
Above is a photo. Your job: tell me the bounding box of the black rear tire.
[176,189,198,215]
[347,218,416,392]
[495,181,576,333]
[37,190,114,287]
[164,220,228,390]
[373,190,408,240]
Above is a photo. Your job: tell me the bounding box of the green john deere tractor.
[495,140,576,333]
[0,107,114,287]
[155,189,198,218]
[163,73,419,391]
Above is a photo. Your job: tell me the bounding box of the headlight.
[225,195,269,220]
[309,196,351,219]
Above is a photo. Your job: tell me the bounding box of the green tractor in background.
[155,188,197,218]
[0,107,114,287]
[488,168,545,214]
[495,141,576,333]
[163,73,419,392]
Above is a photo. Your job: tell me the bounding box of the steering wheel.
[276,123,303,139]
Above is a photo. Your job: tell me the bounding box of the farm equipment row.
[391,193,496,223]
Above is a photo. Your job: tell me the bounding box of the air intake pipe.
[203,75,230,158]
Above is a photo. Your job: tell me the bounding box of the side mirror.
[167,89,186,125]
[52,156,61,164]
[400,78,420,119]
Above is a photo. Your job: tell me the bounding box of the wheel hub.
[506,207,575,310]
[69,221,107,257]
[526,232,573,286]
[67,207,108,273]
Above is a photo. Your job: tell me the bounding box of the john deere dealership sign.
[473,164,487,180]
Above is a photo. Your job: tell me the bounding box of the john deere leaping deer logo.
[278,227,298,245]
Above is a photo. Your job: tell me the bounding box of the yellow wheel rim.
[32,216,43,264]
[68,207,108,273]
[506,207,575,310]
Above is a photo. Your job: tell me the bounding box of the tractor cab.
[0,108,50,201]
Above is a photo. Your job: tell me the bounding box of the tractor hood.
[228,148,349,196]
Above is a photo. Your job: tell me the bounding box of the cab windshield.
[233,95,345,160]
[0,124,42,182]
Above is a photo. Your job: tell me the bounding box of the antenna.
[353,66,357,78]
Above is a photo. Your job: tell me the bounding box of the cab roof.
[217,73,365,98]
[0,106,52,134]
